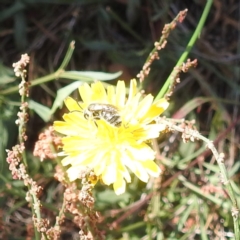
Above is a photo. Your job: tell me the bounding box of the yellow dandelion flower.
[54,79,169,195]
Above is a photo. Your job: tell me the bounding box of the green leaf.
[177,195,196,231]
[50,81,83,114]
[228,161,240,177]
[60,70,122,82]
[0,63,15,85]
[230,181,240,195]
[203,162,221,173]
[178,141,195,160]
[28,100,51,122]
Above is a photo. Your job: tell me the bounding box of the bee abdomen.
[107,115,122,126]
[84,103,122,127]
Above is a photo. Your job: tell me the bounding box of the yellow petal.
[93,142,112,174]
[54,113,97,137]
[107,85,116,105]
[132,124,164,141]
[123,92,142,123]
[116,80,125,108]
[61,151,91,166]
[79,83,92,103]
[133,161,149,182]
[121,168,131,183]
[90,149,108,167]
[125,144,155,161]
[126,79,137,105]
[142,160,161,177]
[135,94,153,119]
[154,98,169,112]
[140,98,169,123]
[64,97,82,112]
[62,156,74,166]
[91,81,107,102]
[67,166,81,181]
[94,163,105,176]
[54,120,84,136]
[101,163,117,185]
[113,172,126,195]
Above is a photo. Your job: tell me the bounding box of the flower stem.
[155,0,213,100]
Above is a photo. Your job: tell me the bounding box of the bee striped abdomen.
[84,103,122,127]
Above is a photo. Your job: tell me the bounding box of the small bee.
[79,103,122,127]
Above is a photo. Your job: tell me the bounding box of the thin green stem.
[155,0,213,100]
[0,41,75,96]
[57,41,75,71]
